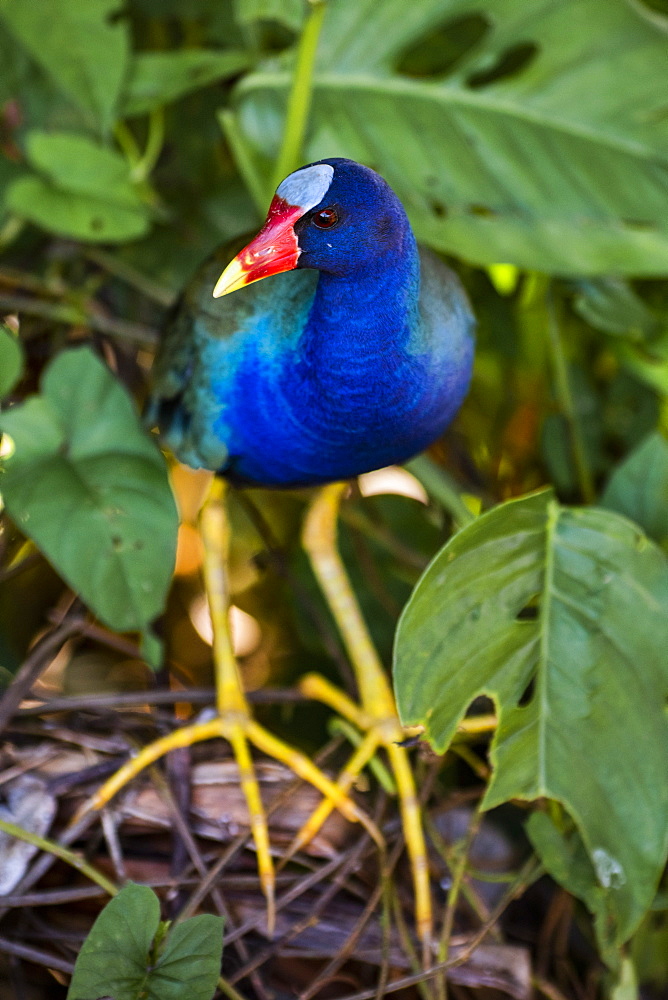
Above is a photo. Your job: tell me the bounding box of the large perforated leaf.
[394,490,668,943]
[232,0,668,274]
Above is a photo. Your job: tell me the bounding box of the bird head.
[213,158,411,298]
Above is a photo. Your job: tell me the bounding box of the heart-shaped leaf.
[0,347,178,633]
[67,883,224,1000]
[6,132,152,242]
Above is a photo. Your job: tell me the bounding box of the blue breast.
[148,188,475,487]
[208,245,474,486]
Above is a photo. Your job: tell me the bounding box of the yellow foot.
[82,704,375,934]
[297,482,433,962]
[78,476,379,936]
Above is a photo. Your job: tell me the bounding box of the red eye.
[312,207,338,229]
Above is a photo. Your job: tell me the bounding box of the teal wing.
[145,244,318,472]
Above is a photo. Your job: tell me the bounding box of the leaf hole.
[519,677,535,707]
[466,42,539,89]
[634,0,668,16]
[516,594,540,622]
[396,14,490,79]
[467,204,496,218]
[622,219,655,232]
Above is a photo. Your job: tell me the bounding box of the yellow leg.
[298,482,432,961]
[80,477,375,934]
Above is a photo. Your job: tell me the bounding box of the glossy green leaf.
[0,0,129,133]
[5,132,152,241]
[0,325,24,399]
[5,176,151,242]
[616,336,668,399]
[602,433,668,546]
[233,0,668,274]
[123,49,252,117]
[67,882,224,1000]
[25,131,145,206]
[572,279,663,340]
[527,812,620,965]
[0,347,178,633]
[394,490,668,942]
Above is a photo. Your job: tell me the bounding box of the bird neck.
[300,228,421,368]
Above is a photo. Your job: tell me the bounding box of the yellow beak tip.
[212,257,248,299]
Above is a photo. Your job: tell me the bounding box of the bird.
[100,157,475,948]
[145,157,475,486]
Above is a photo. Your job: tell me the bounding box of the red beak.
[213,196,303,298]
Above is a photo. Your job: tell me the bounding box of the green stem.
[0,817,118,897]
[390,889,434,1000]
[545,286,595,504]
[327,716,396,794]
[218,976,251,1000]
[271,0,327,192]
[132,107,166,183]
[114,120,142,167]
[218,109,268,215]
[84,247,175,308]
[0,292,156,346]
[0,215,24,250]
[436,807,483,1000]
[405,456,476,528]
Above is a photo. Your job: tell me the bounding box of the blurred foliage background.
[1,0,668,998]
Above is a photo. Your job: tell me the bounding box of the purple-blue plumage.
[146,158,474,486]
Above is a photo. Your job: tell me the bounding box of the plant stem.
[218,109,268,216]
[114,119,142,167]
[132,107,166,183]
[436,806,483,1000]
[271,0,327,192]
[218,976,251,1000]
[405,456,476,527]
[84,247,175,307]
[0,817,118,897]
[327,716,396,794]
[0,292,157,345]
[545,286,595,503]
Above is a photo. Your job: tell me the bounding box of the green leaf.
[610,957,639,1000]
[602,433,668,546]
[527,812,620,966]
[67,883,224,1000]
[6,176,150,242]
[5,132,152,242]
[233,0,668,274]
[25,131,145,206]
[0,347,178,633]
[572,279,662,340]
[0,325,24,399]
[394,490,668,943]
[123,49,252,116]
[0,0,130,134]
[140,628,164,670]
[617,336,668,399]
[233,0,306,32]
